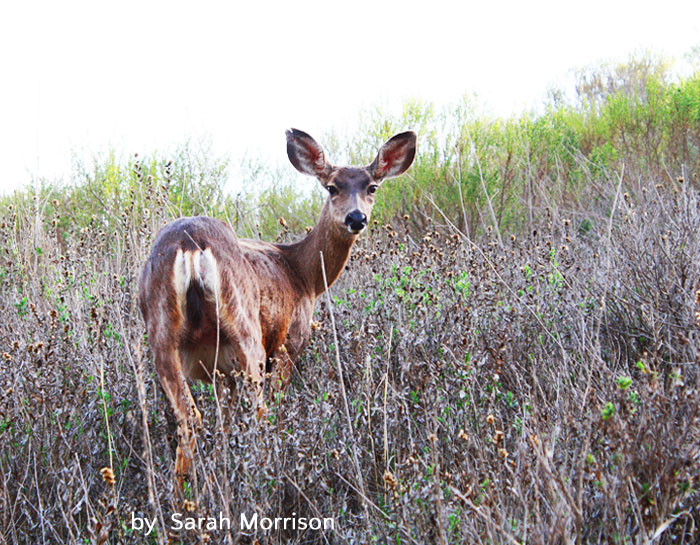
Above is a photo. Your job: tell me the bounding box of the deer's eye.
[368,185,378,195]
[327,185,339,196]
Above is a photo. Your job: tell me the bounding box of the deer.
[138,128,416,485]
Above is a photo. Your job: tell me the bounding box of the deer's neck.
[280,201,356,299]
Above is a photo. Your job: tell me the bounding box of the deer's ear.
[286,129,333,181]
[368,131,417,182]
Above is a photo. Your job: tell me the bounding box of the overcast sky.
[1,0,699,195]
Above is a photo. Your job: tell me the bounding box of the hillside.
[0,57,699,544]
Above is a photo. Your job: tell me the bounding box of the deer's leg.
[270,346,294,392]
[199,248,267,413]
[219,306,267,415]
[153,345,201,488]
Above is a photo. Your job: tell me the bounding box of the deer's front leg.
[218,304,267,417]
[269,345,295,392]
[270,303,313,391]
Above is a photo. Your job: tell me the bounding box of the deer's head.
[286,129,416,236]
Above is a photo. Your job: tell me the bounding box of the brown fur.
[138,129,416,486]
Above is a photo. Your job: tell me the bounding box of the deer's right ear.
[368,131,417,182]
[286,129,333,181]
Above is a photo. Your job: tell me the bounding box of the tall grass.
[0,55,699,544]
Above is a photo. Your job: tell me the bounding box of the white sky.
[1,0,699,195]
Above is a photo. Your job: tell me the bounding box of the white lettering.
[240,512,257,530]
[237,512,334,532]
[170,513,232,531]
[219,512,231,530]
[131,513,156,534]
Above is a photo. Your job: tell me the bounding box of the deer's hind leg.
[153,347,201,487]
[146,297,201,489]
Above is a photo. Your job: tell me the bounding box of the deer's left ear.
[286,128,334,182]
[368,131,417,182]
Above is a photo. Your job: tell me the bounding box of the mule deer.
[138,129,416,484]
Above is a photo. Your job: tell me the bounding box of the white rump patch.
[173,249,191,309]
[197,248,220,302]
[173,248,221,311]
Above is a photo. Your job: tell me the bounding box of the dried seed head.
[100,467,115,486]
[383,470,398,490]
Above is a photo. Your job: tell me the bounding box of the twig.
[383,328,392,477]
[333,471,420,545]
[283,474,331,545]
[319,251,369,524]
[118,269,167,544]
[464,124,502,245]
[452,144,470,238]
[99,355,116,510]
[425,194,568,362]
[448,485,523,545]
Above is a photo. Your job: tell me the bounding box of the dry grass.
[0,167,699,544]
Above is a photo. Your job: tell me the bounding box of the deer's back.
[139,216,313,374]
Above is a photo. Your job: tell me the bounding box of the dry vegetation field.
[1,57,699,544]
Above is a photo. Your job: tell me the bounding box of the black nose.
[344,210,367,232]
